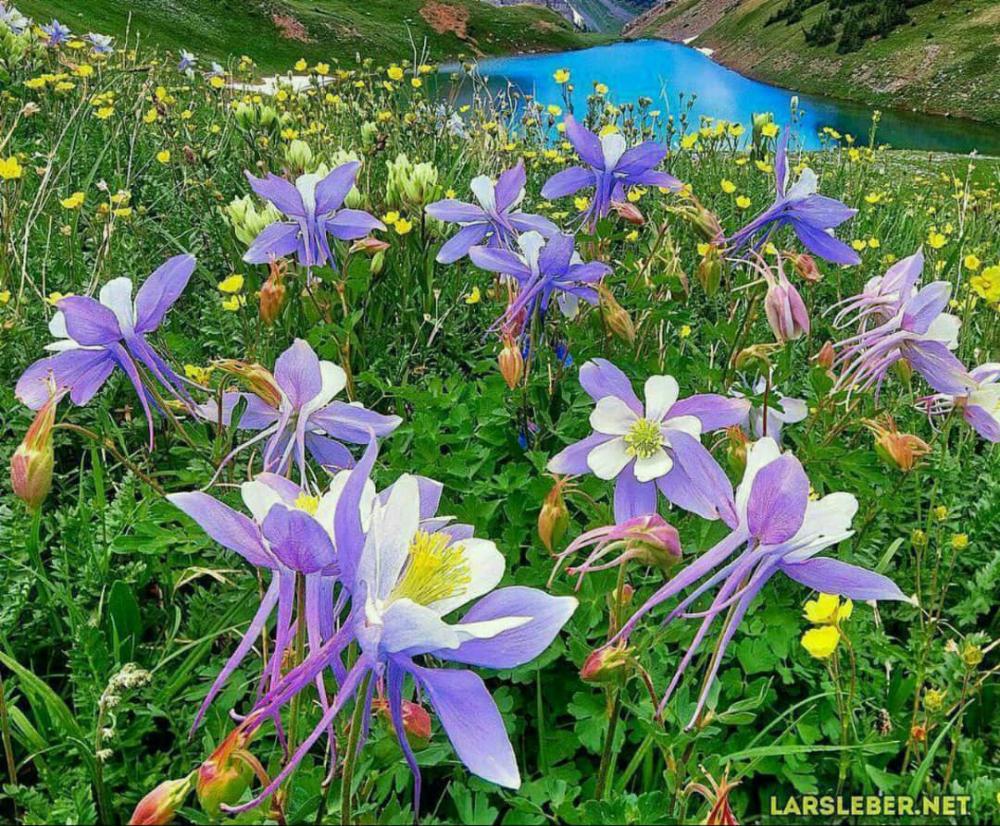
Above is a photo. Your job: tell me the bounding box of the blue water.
[445,40,1000,155]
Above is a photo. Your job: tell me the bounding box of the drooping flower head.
[727,128,859,266]
[833,250,972,396]
[168,472,349,732]
[85,32,113,54]
[757,253,809,343]
[548,359,750,523]
[243,162,384,270]
[920,362,1000,443]
[605,438,910,726]
[41,18,69,46]
[224,442,577,814]
[16,254,196,447]
[541,116,682,229]
[425,161,557,263]
[216,338,401,482]
[469,231,610,331]
[830,247,923,330]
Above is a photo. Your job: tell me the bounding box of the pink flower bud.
[129,775,194,825]
[350,236,391,255]
[598,283,636,344]
[212,360,283,408]
[580,644,633,684]
[11,392,59,511]
[373,697,432,748]
[611,200,645,226]
[196,728,253,816]
[763,262,809,343]
[787,251,821,283]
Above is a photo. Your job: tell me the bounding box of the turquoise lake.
[447,40,1000,155]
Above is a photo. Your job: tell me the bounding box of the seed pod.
[580,644,633,685]
[498,333,524,390]
[129,775,195,825]
[538,477,570,553]
[598,283,635,344]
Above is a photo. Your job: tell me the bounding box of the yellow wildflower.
[217,274,245,294]
[465,286,481,305]
[801,625,840,659]
[60,191,85,209]
[804,593,853,625]
[964,254,981,271]
[553,68,570,84]
[221,295,246,312]
[927,231,947,250]
[735,195,751,209]
[156,150,171,164]
[761,122,779,139]
[720,179,736,194]
[387,65,404,81]
[0,156,24,180]
[394,218,413,235]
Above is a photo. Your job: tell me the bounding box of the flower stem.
[341,672,372,825]
[594,688,622,801]
[0,671,18,822]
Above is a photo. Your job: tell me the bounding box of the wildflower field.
[1,9,999,826]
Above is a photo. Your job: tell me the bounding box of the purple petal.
[167,491,273,567]
[133,254,195,333]
[325,209,385,241]
[791,220,860,265]
[668,394,750,432]
[261,505,336,573]
[58,296,122,345]
[377,475,443,520]
[334,437,378,588]
[539,233,575,274]
[245,170,304,217]
[315,161,360,216]
[274,339,322,408]
[494,161,527,212]
[563,116,604,169]
[16,348,114,409]
[578,358,643,413]
[243,221,301,264]
[407,663,520,788]
[780,557,910,602]
[613,470,658,522]
[774,128,789,195]
[746,453,809,544]
[627,169,682,191]
[425,199,485,223]
[964,405,1000,442]
[468,245,532,278]
[310,400,401,443]
[238,394,279,430]
[436,223,490,264]
[659,431,738,526]
[615,141,666,176]
[904,340,974,395]
[435,587,576,669]
[305,432,355,470]
[540,165,593,200]
[793,194,858,228]
[508,211,559,236]
[902,282,951,335]
[547,432,613,475]
[567,261,612,283]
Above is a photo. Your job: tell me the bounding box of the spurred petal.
[494,161,526,212]
[315,161,360,215]
[245,170,304,217]
[667,394,750,432]
[261,505,336,573]
[325,209,385,241]
[16,348,115,409]
[133,254,196,333]
[436,223,490,264]
[468,245,531,279]
[547,432,613,475]
[659,431,738,526]
[310,400,401,442]
[274,339,322,408]
[579,358,644,413]
[540,166,593,200]
[615,141,667,176]
[425,199,485,223]
[613,471,657,522]
[58,296,122,345]
[408,663,520,788]
[791,220,860,265]
[563,115,604,168]
[243,221,301,264]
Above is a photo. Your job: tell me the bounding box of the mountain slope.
[17,0,604,71]
[627,0,1000,123]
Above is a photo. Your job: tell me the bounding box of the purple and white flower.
[226,339,401,481]
[177,50,196,72]
[425,161,557,263]
[920,362,1000,443]
[16,255,196,447]
[0,3,30,34]
[734,378,808,444]
[243,163,384,270]
[226,442,577,813]
[608,437,910,726]
[547,359,750,522]
[830,248,923,331]
[727,128,859,266]
[541,116,682,228]
[85,32,113,54]
[469,231,610,328]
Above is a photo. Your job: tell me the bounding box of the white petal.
[922,313,961,349]
[364,474,420,602]
[586,437,631,480]
[295,172,321,215]
[802,492,859,538]
[969,385,1000,423]
[301,360,347,416]
[99,277,135,333]
[774,396,808,424]
[662,414,702,440]
[379,598,460,654]
[590,396,638,435]
[633,448,672,483]
[427,537,505,617]
[454,615,531,643]
[786,167,818,200]
[517,231,546,272]
[469,175,496,213]
[601,132,627,170]
[240,479,284,523]
[49,311,69,340]
[644,374,679,422]
[557,291,580,319]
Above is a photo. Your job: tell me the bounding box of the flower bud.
[196,729,253,816]
[258,261,287,326]
[580,645,633,685]
[961,643,984,668]
[697,244,724,296]
[611,200,645,226]
[370,249,386,276]
[538,477,570,553]
[668,197,722,242]
[11,393,58,511]
[284,139,313,173]
[598,283,635,344]
[787,251,821,283]
[814,340,835,370]
[734,343,779,373]
[866,417,930,472]
[373,698,432,748]
[725,425,749,476]
[350,237,390,256]
[498,333,524,390]
[623,514,681,570]
[763,263,809,343]
[212,360,282,408]
[129,775,194,825]
[923,688,945,713]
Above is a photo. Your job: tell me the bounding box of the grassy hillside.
[628,0,1000,123]
[17,0,604,71]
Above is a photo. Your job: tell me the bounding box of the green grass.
[17,0,606,71]
[630,0,1000,123]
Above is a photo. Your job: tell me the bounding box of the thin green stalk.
[0,671,18,823]
[341,672,372,826]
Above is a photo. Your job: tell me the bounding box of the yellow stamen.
[392,531,470,606]
[624,418,663,460]
[294,493,320,515]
